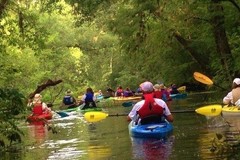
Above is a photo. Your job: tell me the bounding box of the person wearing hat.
[127,81,173,124]
[223,78,240,107]
[31,93,51,115]
[61,89,77,109]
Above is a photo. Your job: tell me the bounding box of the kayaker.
[223,78,240,107]
[123,87,134,97]
[80,87,97,110]
[31,93,51,115]
[153,84,163,99]
[106,87,115,97]
[61,89,77,109]
[159,84,172,102]
[170,84,179,94]
[127,81,173,124]
[115,86,124,97]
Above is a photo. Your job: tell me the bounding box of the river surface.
[4,91,240,160]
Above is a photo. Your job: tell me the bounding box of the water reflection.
[87,145,111,160]
[197,115,240,159]
[28,122,48,145]
[131,136,174,160]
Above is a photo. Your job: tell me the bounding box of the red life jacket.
[153,91,162,99]
[138,93,164,119]
[32,103,43,115]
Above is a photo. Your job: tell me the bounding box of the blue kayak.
[170,93,187,99]
[128,121,173,139]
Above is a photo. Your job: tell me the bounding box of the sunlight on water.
[17,92,240,160]
[47,147,86,160]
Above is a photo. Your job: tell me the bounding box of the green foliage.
[0,88,26,149]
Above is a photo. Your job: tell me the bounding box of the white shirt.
[128,98,171,121]
[223,91,233,104]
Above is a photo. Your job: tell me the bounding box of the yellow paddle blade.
[84,112,108,122]
[193,72,213,85]
[177,86,186,92]
[195,104,222,116]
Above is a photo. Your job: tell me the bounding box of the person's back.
[32,103,43,115]
[223,78,240,107]
[116,86,124,97]
[124,87,133,97]
[170,84,179,94]
[153,84,162,99]
[62,90,77,109]
[81,87,97,110]
[32,93,51,115]
[127,81,173,124]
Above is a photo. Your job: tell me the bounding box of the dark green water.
[3,91,240,160]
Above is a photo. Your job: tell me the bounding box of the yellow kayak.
[195,104,222,117]
[111,96,142,101]
[195,104,240,117]
[222,105,240,116]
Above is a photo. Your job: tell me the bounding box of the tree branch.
[28,79,63,99]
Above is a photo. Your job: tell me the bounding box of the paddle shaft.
[107,110,196,117]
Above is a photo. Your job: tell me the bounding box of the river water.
[4,91,240,160]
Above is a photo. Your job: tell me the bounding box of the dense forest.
[1,0,240,148]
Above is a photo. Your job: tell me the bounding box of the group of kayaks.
[27,93,189,139]
[27,105,103,123]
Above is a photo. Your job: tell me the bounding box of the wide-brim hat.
[66,89,73,95]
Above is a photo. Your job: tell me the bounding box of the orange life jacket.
[137,93,164,119]
[32,103,43,115]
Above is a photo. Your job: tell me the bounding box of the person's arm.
[127,101,142,121]
[42,102,51,112]
[165,114,174,122]
[223,92,232,104]
[157,99,174,122]
[79,94,86,105]
[93,95,97,101]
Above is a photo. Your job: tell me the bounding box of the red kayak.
[27,112,53,122]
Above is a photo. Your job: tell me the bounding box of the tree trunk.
[173,31,210,73]
[0,0,8,17]
[210,0,233,83]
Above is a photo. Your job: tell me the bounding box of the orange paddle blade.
[193,72,213,85]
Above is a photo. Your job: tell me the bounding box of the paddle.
[55,111,69,117]
[193,72,226,90]
[84,110,196,122]
[193,72,228,116]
